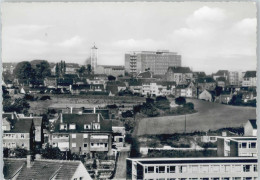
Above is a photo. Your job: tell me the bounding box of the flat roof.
[127,157,257,165]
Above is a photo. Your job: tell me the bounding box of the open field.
[28,94,145,115]
[136,99,256,136]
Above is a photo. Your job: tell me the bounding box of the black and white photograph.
[1,1,258,180]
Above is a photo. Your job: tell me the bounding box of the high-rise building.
[91,45,98,74]
[125,50,181,75]
[229,71,240,86]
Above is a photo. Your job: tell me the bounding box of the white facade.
[91,45,98,74]
[127,157,258,180]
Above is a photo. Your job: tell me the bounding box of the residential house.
[71,84,90,95]
[3,156,92,180]
[213,70,229,81]
[229,71,240,86]
[44,77,57,88]
[244,119,257,136]
[242,71,256,87]
[65,63,80,74]
[126,157,258,180]
[112,120,126,149]
[3,118,35,151]
[136,71,153,79]
[242,90,256,103]
[106,81,126,96]
[192,71,206,80]
[50,113,113,157]
[217,136,257,157]
[141,80,175,97]
[96,65,125,77]
[166,67,193,84]
[128,80,143,95]
[175,82,196,98]
[215,91,232,104]
[197,77,216,93]
[216,77,227,88]
[198,90,214,102]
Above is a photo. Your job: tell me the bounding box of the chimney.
[94,107,96,114]
[11,113,14,120]
[222,131,227,137]
[70,107,73,114]
[27,155,32,168]
[98,113,100,122]
[60,113,63,123]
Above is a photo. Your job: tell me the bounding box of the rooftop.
[168,67,192,74]
[244,71,256,78]
[249,119,257,129]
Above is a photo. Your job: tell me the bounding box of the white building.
[126,157,257,180]
[91,45,98,74]
[242,71,256,87]
[244,119,257,136]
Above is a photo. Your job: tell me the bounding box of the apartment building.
[242,71,256,87]
[125,50,181,75]
[126,157,258,180]
[229,71,240,86]
[3,118,35,151]
[50,113,113,157]
[141,81,176,97]
[217,137,257,157]
[96,65,125,77]
[165,67,193,84]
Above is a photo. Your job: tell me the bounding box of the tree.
[124,118,136,132]
[78,66,86,76]
[108,75,116,81]
[122,110,134,118]
[215,86,223,96]
[87,64,92,75]
[175,97,186,105]
[13,61,35,80]
[229,93,243,106]
[35,61,51,79]
[183,102,194,110]
[155,96,170,110]
[55,63,60,77]
[3,98,30,114]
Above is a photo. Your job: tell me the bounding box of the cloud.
[56,36,83,48]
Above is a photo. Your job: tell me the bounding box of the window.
[93,123,100,130]
[72,143,76,147]
[232,178,241,180]
[69,124,76,130]
[210,137,216,141]
[83,134,88,138]
[241,142,247,148]
[119,138,123,142]
[253,165,257,172]
[83,143,88,148]
[224,165,231,172]
[79,178,83,180]
[84,124,91,129]
[191,165,199,172]
[91,143,94,147]
[60,124,67,130]
[145,166,154,173]
[156,166,165,173]
[179,166,187,173]
[20,134,25,138]
[243,165,250,172]
[72,134,76,138]
[167,166,175,173]
[250,142,256,148]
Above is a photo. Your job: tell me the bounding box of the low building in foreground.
[3,156,92,180]
[126,157,257,180]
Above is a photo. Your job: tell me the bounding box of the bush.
[122,110,134,118]
[175,97,186,105]
[24,94,36,101]
[40,96,51,100]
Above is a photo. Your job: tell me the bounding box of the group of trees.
[14,60,51,81]
[77,64,92,76]
[3,98,30,114]
[55,60,66,77]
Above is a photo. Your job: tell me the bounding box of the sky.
[1,2,257,74]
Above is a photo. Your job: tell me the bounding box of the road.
[114,151,129,180]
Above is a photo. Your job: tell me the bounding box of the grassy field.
[136,99,256,136]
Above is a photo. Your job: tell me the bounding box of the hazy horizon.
[2,2,257,74]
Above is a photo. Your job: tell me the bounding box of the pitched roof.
[137,71,153,79]
[19,117,43,126]
[16,159,82,180]
[6,119,34,133]
[3,158,26,179]
[128,80,142,86]
[244,71,256,78]
[106,85,118,95]
[52,113,112,133]
[249,119,257,129]
[216,77,226,82]
[214,70,229,76]
[71,84,90,90]
[197,77,215,83]
[168,67,192,73]
[66,63,80,68]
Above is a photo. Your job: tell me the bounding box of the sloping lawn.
[137,99,256,135]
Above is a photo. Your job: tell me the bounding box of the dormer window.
[84,124,91,130]
[69,124,76,130]
[60,124,67,130]
[93,123,100,130]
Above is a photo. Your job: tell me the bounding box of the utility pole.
[184,114,187,133]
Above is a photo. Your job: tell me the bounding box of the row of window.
[71,142,108,148]
[144,164,257,174]
[144,178,258,180]
[3,134,25,138]
[60,123,100,130]
[239,142,256,149]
